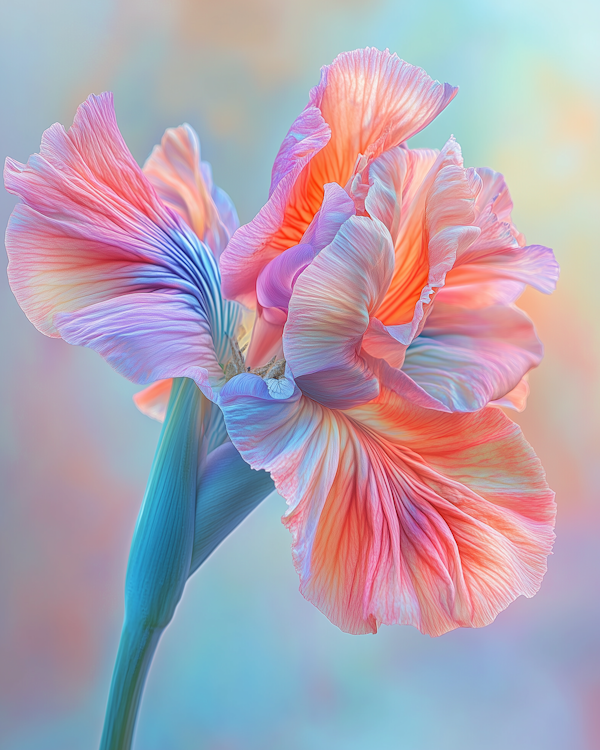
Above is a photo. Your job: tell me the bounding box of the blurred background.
[1,0,599,748]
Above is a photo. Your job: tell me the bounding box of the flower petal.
[401,303,543,412]
[220,106,331,307]
[220,378,555,636]
[143,124,237,256]
[308,48,457,194]
[134,379,174,422]
[284,215,394,409]
[220,48,456,307]
[56,292,224,398]
[362,148,481,366]
[4,93,242,384]
[376,138,475,327]
[438,168,558,307]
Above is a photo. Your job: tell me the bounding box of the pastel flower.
[4,93,274,749]
[218,48,558,635]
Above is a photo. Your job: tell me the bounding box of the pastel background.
[1,1,598,748]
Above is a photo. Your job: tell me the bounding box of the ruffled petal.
[308,48,457,193]
[220,107,331,307]
[284,215,394,409]
[438,168,558,307]
[359,146,439,243]
[363,148,481,366]
[401,303,543,412]
[219,377,555,636]
[143,124,237,257]
[376,137,473,327]
[220,48,456,308]
[4,93,242,386]
[247,183,356,368]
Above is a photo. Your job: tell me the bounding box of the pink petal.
[490,377,530,412]
[220,107,331,307]
[284,215,394,409]
[248,182,356,367]
[438,168,558,307]
[363,146,481,365]
[4,93,241,389]
[219,378,554,636]
[220,48,456,308]
[143,124,237,256]
[400,303,543,412]
[376,138,475,327]
[309,48,457,184]
[4,93,204,335]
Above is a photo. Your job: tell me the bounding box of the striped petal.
[4,93,241,390]
[362,149,481,367]
[283,215,394,409]
[220,376,555,637]
[56,292,224,397]
[438,168,558,307]
[401,303,543,412]
[143,124,238,257]
[220,48,456,307]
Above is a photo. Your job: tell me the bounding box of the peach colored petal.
[400,303,543,412]
[134,379,173,422]
[220,107,331,307]
[490,376,530,412]
[143,124,238,257]
[4,93,242,397]
[438,168,558,308]
[284,215,394,409]
[219,376,555,637]
[362,151,481,366]
[221,49,456,307]
[376,138,475,327]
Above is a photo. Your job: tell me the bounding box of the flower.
[4,93,276,750]
[218,48,558,635]
[4,49,558,644]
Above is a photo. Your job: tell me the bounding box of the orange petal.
[220,377,555,636]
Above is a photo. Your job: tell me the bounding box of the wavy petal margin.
[220,375,555,636]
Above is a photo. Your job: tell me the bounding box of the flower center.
[224,337,286,382]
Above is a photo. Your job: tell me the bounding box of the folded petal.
[363,149,481,366]
[220,48,456,307]
[4,93,242,388]
[376,138,476,327]
[220,377,555,636]
[359,145,439,243]
[220,107,331,307]
[490,377,530,412]
[56,292,224,397]
[143,124,237,257]
[438,168,558,307]
[247,182,356,368]
[308,48,457,194]
[284,215,394,409]
[401,303,543,412]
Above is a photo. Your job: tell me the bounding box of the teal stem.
[99,619,162,750]
[99,378,201,750]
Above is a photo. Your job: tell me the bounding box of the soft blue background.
[1,1,599,748]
